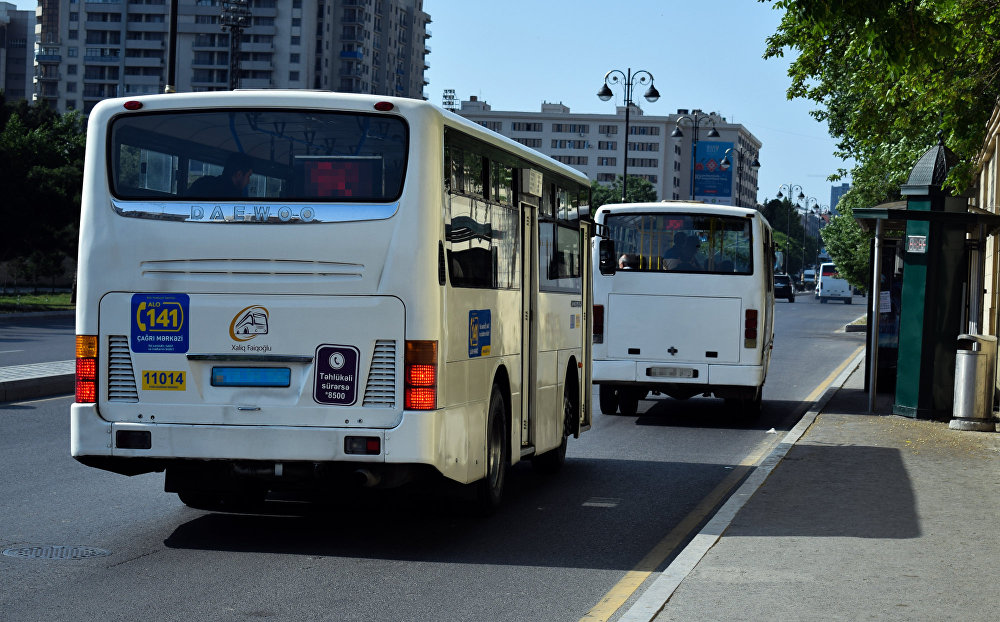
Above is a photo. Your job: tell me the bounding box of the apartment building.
[457,96,762,206]
[33,0,430,113]
[0,2,34,101]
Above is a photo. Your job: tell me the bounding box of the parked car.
[774,274,795,302]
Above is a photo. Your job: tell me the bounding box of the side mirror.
[598,239,616,275]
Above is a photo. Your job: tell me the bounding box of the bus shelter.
[853,140,1000,420]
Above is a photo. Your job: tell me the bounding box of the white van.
[816,262,852,304]
[592,202,775,417]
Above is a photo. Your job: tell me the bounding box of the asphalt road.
[0,295,866,621]
[0,312,74,366]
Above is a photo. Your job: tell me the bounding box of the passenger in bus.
[187,152,253,198]
[663,232,702,271]
[618,253,637,270]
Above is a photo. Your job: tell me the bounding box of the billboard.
[693,141,733,205]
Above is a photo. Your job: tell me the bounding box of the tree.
[0,103,86,270]
[763,0,1000,199]
[591,175,657,209]
[821,212,871,289]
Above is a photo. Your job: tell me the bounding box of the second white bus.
[71,91,593,512]
[592,202,775,417]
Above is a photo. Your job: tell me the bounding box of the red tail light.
[744,309,758,348]
[76,335,98,403]
[405,340,437,410]
[593,304,605,344]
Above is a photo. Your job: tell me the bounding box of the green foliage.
[820,211,872,288]
[0,100,86,271]
[591,175,658,209]
[762,0,1000,197]
[757,198,821,275]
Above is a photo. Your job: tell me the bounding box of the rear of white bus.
[591,203,774,417]
[70,92,462,505]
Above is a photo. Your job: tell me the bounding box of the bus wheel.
[533,387,573,474]
[476,387,509,513]
[599,385,619,415]
[618,389,640,417]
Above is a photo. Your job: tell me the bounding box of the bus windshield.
[605,212,753,274]
[110,110,408,202]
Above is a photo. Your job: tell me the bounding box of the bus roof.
[595,201,763,220]
[89,90,589,188]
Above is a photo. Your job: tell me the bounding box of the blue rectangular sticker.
[131,293,189,353]
[469,309,491,358]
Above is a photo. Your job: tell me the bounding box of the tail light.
[744,309,758,348]
[593,304,604,344]
[405,340,437,410]
[76,335,98,403]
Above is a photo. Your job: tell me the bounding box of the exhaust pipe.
[354,468,381,488]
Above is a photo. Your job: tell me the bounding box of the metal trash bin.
[951,334,997,430]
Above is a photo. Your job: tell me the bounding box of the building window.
[289,71,300,81]
[598,141,617,150]
[597,157,616,166]
[598,125,618,135]
[511,122,542,132]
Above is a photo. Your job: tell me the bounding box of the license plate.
[142,370,186,391]
[647,367,696,379]
[211,367,291,388]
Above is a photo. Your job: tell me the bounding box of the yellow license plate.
[141,370,186,391]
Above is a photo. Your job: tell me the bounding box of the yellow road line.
[579,345,863,622]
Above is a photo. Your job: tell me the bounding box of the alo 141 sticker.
[469,309,491,358]
[314,344,359,405]
[131,293,189,353]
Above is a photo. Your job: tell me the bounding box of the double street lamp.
[720,147,761,207]
[672,111,720,201]
[776,184,805,273]
[597,68,660,202]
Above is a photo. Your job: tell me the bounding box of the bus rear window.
[605,213,753,274]
[109,110,407,202]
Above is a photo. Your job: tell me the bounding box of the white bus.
[816,262,853,304]
[71,91,593,512]
[592,202,775,417]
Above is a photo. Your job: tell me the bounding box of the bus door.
[519,169,543,452]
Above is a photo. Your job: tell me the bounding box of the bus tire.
[844,297,852,304]
[599,385,619,415]
[533,384,574,474]
[618,389,640,417]
[475,386,509,514]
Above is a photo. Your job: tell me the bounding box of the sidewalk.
[0,360,74,402]
[643,357,1000,621]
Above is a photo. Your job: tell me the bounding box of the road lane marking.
[0,350,25,354]
[580,345,865,622]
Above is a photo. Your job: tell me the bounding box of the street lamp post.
[221,0,252,90]
[720,148,761,207]
[775,184,805,274]
[597,68,660,202]
[672,111,720,201]
[799,197,819,279]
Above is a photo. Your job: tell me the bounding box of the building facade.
[33,0,430,113]
[830,182,850,214]
[457,97,762,206]
[0,2,34,101]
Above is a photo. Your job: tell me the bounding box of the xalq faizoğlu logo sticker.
[230,305,269,341]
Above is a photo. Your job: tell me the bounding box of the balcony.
[35,54,62,63]
[340,50,364,60]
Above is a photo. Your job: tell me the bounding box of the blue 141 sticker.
[131,293,189,353]
[469,309,491,358]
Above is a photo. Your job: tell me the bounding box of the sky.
[422,0,852,208]
[8,0,851,206]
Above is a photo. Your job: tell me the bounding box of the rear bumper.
[70,402,481,484]
[592,359,764,388]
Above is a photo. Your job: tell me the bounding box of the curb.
[619,348,867,622]
[0,310,75,321]
[0,373,75,402]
